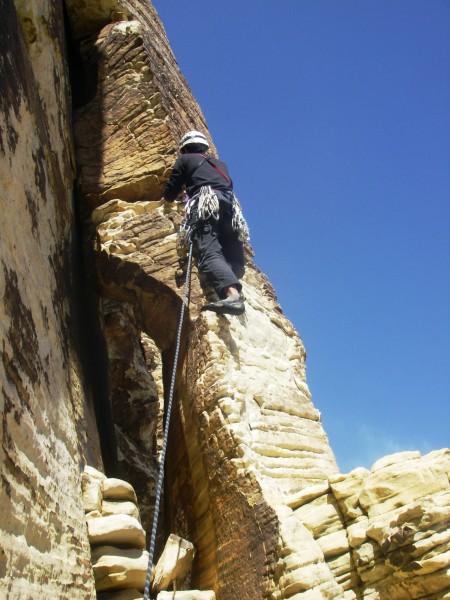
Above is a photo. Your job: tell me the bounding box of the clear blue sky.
[152,0,450,473]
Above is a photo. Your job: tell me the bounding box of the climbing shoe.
[201,296,245,316]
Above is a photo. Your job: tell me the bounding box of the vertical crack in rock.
[101,298,162,535]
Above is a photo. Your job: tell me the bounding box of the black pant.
[191,201,245,298]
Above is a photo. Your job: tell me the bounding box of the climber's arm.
[163,156,185,202]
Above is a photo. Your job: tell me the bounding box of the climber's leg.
[193,214,242,299]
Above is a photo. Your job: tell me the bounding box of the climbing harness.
[143,240,194,600]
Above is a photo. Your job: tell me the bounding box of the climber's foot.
[201,296,245,316]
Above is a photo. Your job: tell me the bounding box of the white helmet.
[179,130,209,151]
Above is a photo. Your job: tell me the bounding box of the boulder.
[91,546,149,592]
[88,514,146,549]
[103,478,138,503]
[157,592,215,600]
[97,589,143,600]
[152,534,196,592]
[102,500,141,521]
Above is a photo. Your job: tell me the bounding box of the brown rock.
[0,1,102,597]
[102,500,141,521]
[152,534,195,592]
[98,590,143,600]
[103,478,138,503]
[157,593,215,600]
[88,514,146,549]
[91,545,149,592]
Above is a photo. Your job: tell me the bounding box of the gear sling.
[178,155,250,249]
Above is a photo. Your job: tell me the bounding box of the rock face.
[1,0,449,599]
[282,449,450,599]
[74,11,338,592]
[0,0,102,597]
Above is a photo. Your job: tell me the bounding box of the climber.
[163,130,249,316]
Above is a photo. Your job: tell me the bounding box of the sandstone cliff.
[0,1,449,599]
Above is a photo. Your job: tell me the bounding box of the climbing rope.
[143,240,194,600]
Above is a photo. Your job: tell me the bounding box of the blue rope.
[143,240,194,599]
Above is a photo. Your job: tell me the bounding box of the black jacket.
[163,153,233,201]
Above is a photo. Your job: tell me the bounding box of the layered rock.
[0,1,102,597]
[291,449,450,599]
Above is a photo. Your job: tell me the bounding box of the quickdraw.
[177,186,250,250]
